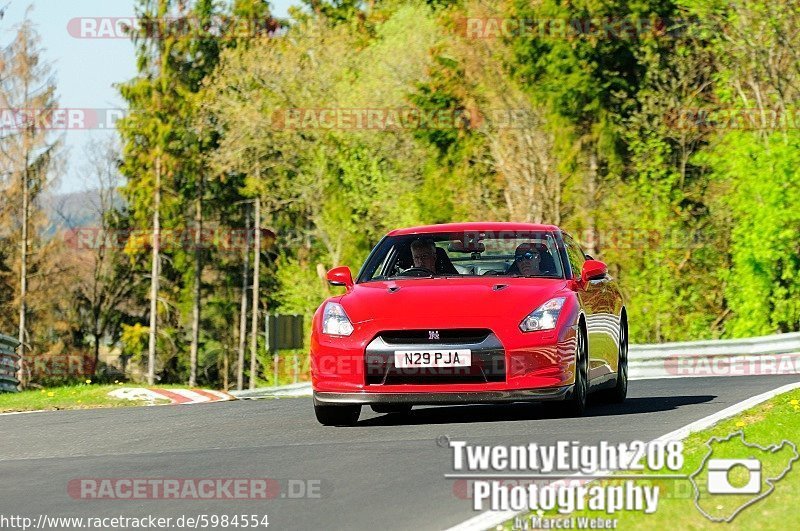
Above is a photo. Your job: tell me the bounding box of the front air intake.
[378,329,492,345]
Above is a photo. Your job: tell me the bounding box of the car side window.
[562,233,586,278]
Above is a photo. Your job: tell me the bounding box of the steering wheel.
[482,270,502,276]
[397,266,435,277]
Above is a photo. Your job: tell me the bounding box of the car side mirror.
[581,260,608,283]
[327,266,354,289]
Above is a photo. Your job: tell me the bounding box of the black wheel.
[370,404,412,415]
[314,403,361,426]
[598,316,628,403]
[609,317,628,402]
[560,326,588,416]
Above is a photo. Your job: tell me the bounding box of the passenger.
[508,243,545,276]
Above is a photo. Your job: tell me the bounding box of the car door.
[562,232,615,380]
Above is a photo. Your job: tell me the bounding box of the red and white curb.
[109,387,236,405]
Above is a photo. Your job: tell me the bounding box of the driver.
[410,238,437,273]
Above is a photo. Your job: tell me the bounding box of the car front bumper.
[313,385,572,406]
[310,310,581,394]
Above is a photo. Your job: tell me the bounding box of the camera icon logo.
[690,431,798,522]
[706,458,761,494]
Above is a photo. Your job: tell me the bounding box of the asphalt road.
[1,375,798,531]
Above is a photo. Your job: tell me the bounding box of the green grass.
[0,383,172,413]
[501,388,800,530]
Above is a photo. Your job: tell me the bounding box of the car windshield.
[359,231,565,281]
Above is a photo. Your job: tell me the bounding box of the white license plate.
[394,349,471,368]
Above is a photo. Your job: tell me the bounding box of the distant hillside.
[41,189,122,232]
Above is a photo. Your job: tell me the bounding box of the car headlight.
[519,297,566,332]
[322,302,354,336]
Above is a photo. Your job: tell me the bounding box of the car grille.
[365,330,505,385]
[378,329,491,345]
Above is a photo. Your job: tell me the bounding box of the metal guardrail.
[231,331,800,400]
[0,333,21,393]
[629,331,800,380]
[240,332,800,395]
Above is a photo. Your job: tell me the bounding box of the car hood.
[339,277,568,323]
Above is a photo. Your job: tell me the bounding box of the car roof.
[387,222,561,237]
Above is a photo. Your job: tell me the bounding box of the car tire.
[560,326,588,417]
[607,317,628,403]
[370,404,412,415]
[314,403,361,426]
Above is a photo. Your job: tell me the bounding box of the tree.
[507,0,673,253]
[237,202,250,390]
[684,0,800,336]
[119,0,237,385]
[0,16,60,386]
[72,138,134,374]
[117,0,183,385]
[249,196,261,389]
[179,0,224,387]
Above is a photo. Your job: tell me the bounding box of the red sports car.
[310,222,627,426]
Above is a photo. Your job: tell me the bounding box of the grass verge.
[501,387,800,530]
[0,383,174,413]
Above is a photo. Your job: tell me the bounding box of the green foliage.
[82,0,800,389]
[302,1,365,24]
[274,256,330,315]
[701,132,800,336]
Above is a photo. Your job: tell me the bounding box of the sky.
[0,0,297,194]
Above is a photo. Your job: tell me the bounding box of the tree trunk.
[17,166,29,387]
[249,196,261,390]
[237,204,250,390]
[189,176,203,387]
[147,155,161,386]
[93,331,101,375]
[586,149,599,258]
[222,348,229,391]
